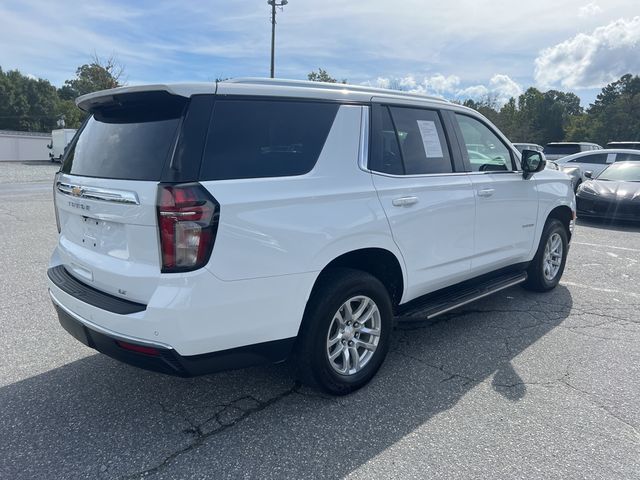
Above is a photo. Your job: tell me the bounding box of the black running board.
[398,271,527,320]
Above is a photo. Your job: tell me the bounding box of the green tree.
[0,68,61,132]
[586,74,640,144]
[307,68,346,84]
[57,55,125,128]
[59,55,124,100]
[564,114,593,142]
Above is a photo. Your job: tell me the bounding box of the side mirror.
[584,171,593,179]
[521,149,545,178]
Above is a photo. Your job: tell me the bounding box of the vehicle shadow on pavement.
[0,285,573,479]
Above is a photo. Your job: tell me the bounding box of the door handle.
[477,188,495,198]
[392,196,419,207]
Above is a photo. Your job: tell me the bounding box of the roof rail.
[224,77,448,103]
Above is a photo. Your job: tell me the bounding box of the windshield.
[544,144,581,155]
[598,163,640,182]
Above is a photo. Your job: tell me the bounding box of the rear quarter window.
[571,153,608,164]
[199,100,339,180]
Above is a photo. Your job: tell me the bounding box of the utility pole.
[268,0,288,78]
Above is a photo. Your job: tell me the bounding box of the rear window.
[200,100,339,180]
[607,142,640,150]
[566,153,609,164]
[61,92,185,180]
[544,144,581,155]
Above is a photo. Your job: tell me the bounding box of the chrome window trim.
[358,106,370,172]
[56,182,140,205]
[369,170,524,179]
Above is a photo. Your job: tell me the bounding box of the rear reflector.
[157,183,219,273]
[116,341,160,356]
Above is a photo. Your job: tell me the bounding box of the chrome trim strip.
[426,275,527,319]
[370,170,523,179]
[49,289,173,350]
[358,106,370,172]
[56,182,140,205]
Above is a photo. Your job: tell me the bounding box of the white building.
[0,130,52,161]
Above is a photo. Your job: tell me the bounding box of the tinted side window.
[576,153,608,164]
[200,100,339,180]
[616,153,640,162]
[387,107,452,174]
[455,114,513,172]
[370,105,403,174]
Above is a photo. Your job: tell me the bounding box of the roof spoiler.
[75,83,217,112]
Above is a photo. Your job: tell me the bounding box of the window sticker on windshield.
[416,120,444,158]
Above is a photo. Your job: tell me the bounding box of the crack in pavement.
[559,377,640,442]
[122,384,301,479]
[122,383,337,479]
[0,205,22,222]
[392,350,477,386]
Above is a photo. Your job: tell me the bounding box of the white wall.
[0,131,52,161]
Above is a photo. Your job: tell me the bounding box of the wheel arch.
[547,205,574,242]
[308,248,405,311]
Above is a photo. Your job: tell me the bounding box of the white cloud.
[488,74,523,102]
[364,73,521,106]
[457,85,490,100]
[534,16,640,89]
[425,74,461,94]
[579,2,602,18]
[456,75,521,105]
[373,77,391,89]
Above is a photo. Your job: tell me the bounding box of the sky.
[1,0,639,107]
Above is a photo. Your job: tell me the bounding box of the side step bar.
[398,272,527,320]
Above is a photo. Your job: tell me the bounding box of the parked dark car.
[576,162,640,222]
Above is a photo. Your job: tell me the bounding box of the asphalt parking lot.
[1,161,639,480]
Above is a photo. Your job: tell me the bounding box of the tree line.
[0,56,122,132]
[462,74,640,146]
[1,61,637,147]
[307,68,640,147]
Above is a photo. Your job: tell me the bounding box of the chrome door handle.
[392,196,419,207]
[477,188,495,198]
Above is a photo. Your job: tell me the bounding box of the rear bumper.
[51,290,295,376]
[46,257,315,357]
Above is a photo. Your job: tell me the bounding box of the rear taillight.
[156,183,220,273]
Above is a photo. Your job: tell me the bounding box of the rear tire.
[523,219,568,292]
[293,268,393,395]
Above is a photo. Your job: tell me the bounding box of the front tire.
[293,268,393,395]
[523,219,568,292]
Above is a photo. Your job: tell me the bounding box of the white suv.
[48,78,575,394]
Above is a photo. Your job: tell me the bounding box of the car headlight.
[577,182,598,196]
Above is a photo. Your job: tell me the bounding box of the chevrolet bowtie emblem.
[71,186,83,197]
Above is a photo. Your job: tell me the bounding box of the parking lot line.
[572,241,640,253]
[561,280,640,298]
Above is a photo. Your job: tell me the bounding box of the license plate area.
[63,214,129,259]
